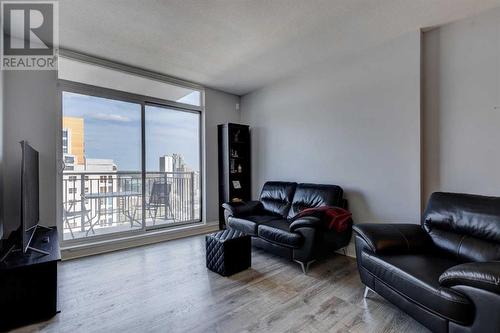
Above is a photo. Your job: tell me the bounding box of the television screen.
[21,141,39,253]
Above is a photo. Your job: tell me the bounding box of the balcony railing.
[62,171,201,240]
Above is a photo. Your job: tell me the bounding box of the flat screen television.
[20,141,41,254]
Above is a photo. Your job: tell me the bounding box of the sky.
[63,92,200,172]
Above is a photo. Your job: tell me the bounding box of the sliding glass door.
[62,91,143,240]
[60,89,202,242]
[144,105,201,228]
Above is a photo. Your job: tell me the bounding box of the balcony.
[62,171,201,240]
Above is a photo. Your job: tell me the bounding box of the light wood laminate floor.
[13,235,429,333]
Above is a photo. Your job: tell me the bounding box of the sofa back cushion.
[288,183,344,219]
[259,181,297,217]
[422,192,500,262]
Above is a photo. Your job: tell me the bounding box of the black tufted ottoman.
[206,229,251,276]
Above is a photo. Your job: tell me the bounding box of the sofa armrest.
[439,262,500,295]
[289,216,322,232]
[222,201,262,217]
[352,223,432,254]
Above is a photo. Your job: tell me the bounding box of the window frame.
[57,65,205,247]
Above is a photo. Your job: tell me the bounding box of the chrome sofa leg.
[364,286,375,298]
[294,259,316,274]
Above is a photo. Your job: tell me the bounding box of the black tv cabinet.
[0,227,60,331]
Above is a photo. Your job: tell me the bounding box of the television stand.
[0,227,60,331]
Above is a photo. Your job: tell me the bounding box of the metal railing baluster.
[62,171,200,238]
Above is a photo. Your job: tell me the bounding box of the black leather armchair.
[223,181,352,273]
[353,192,500,333]
[353,223,433,255]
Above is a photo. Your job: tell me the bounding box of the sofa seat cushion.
[257,219,303,248]
[361,252,473,325]
[227,215,280,236]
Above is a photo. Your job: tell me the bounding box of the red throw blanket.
[292,206,352,232]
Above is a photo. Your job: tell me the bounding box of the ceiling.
[60,0,500,96]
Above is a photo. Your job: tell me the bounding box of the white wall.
[241,32,422,229]
[423,8,500,200]
[3,70,58,235]
[204,88,240,222]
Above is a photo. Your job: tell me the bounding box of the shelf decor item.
[218,123,251,229]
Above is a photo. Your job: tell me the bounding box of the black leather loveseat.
[353,192,500,333]
[223,181,352,273]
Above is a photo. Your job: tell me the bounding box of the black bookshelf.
[218,123,251,229]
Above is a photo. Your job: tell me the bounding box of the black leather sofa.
[353,192,500,333]
[223,181,352,273]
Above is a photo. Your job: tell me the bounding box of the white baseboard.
[345,241,356,258]
[62,222,358,261]
[61,222,219,260]
[335,240,356,258]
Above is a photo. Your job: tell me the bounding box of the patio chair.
[147,181,174,225]
[63,200,93,239]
